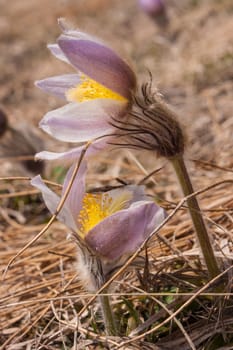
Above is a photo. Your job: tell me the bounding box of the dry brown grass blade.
[0,272,79,350]
[0,175,62,188]
[190,158,233,173]
[0,189,40,198]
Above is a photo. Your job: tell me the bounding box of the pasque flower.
[36,20,136,162]
[139,0,165,17]
[31,161,166,289]
[138,0,168,27]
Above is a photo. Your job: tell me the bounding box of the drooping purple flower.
[35,20,136,162]
[31,161,166,286]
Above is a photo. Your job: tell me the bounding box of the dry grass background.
[0,0,233,348]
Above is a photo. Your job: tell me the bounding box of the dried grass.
[0,0,233,348]
[1,152,232,349]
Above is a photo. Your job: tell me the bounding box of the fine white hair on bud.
[76,247,103,292]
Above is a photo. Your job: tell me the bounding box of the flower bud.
[138,0,168,27]
[138,0,165,17]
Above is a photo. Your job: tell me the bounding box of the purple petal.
[58,36,136,99]
[58,21,103,43]
[35,74,81,99]
[30,175,77,231]
[47,43,69,63]
[39,99,125,143]
[107,185,147,210]
[35,137,111,162]
[85,201,166,262]
[61,161,86,219]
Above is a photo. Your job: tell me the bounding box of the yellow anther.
[78,193,112,237]
[66,75,127,103]
[77,190,132,237]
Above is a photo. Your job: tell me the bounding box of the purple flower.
[138,0,168,27]
[138,0,165,17]
[31,161,166,281]
[35,20,136,162]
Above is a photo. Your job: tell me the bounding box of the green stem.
[171,155,220,279]
[99,290,118,336]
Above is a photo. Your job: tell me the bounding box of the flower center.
[78,193,112,237]
[77,190,133,237]
[66,75,127,103]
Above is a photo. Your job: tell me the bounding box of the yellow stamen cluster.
[77,190,133,237]
[78,193,112,237]
[66,75,127,103]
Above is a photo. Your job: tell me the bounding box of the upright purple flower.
[36,20,136,163]
[31,161,166,289]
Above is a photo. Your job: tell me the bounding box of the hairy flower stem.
[171,155,220,279]
[99,290,118,336]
